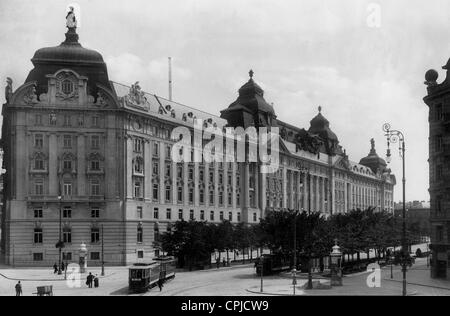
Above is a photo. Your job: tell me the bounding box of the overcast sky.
[1,0,449,202]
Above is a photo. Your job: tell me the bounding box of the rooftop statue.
[5,77,13,103]
[66,6,77,29]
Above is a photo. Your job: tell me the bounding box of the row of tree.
[157,208,426,269]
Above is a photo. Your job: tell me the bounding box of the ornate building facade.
[424,62,450,279]
[0,24,395,266]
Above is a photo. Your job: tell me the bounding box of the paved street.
[0,257,449,296]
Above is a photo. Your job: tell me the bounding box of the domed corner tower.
[24,24,111,101]
[359,138,387,174]
[308,106,341,156]
[220,70,277,129]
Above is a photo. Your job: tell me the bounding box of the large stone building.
[424,62,450,279]
[0,22,395,266]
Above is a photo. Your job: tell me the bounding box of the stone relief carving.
[23,84,39,105]
[55,72,79,101]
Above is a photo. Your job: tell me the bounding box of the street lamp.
[383,123,407,296]
[57,195,62,275]
[292,209,299,295]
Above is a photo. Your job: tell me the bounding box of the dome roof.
[25,28,110,96]
[359,139,387,173]
[308,107,338,141]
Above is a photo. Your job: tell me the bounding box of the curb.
[383,278,450,291]
[0,271,116,282]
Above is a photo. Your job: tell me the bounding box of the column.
[205,162,210,208]
[343,181,348,212]
[282,167,287,208]
[77,134,86,197]
[289,171,294,209]
[315,176,320,213]
[260,170,267,217]
[321,177,325,213]
[184,162,189,206]
[309,174,313,212]
[232,162,237,209]
[214,163,219,208]
[105,114,117,199]
[16,126,26,199]
[126,136,133,199]
[144,140,152,200]
[254,164,259,210]
[159,141,165,204]
[172,161,177,204]
[194,161,200,207]
[48,133,58,196]
[302,173,308,211]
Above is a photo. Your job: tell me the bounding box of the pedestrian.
[86,272,94,288]
[53,263,58,274]
[223,258,226,267]
[60,261,65,272]
[15,281,22,296]
[157,278,164,291]
[216,258,220,269]
[94,275,99,288]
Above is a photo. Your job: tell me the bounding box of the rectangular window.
[34,228,43,244]
[134,138,143,152]
[137,206,143,219]
[219,191,223,205]
[228,212,232,221]
[63,228,72,243]
[91,179,100,196]
[35,180,44,195]
[91,228,100,243]
[200,210,205,220]
[134,181,142,198]
[210,211,214,221]
[90,252,100,260]
[219,211,224,221]
[63,182,72,196]
[253,212,257,222]
[209,191,214,205]
[189,188,194,204]
[153,183,159,200]
[91,209,100,218]
[63,207,72,218]
[165,145,171,158]
[91,135,100,149]
[163,186,170,203]
[436,135,443,152]
[190,209,194,220]
[199,190,205,204]
[153,208,159,219]
[34,209,43,218]
[137,227,143,243]
[436,165,443,181]
[137,251,144,259]
[237,212,241,222]
[177,187,183,203]
[63,135,72,148]
[228,192,232,205]
[63,252,72,261]
[63,160,72,170]
[153,143,159,157]
[166,208,171,220]
[34,158,45,170]
[153,162,159,175]
[178,209,183,220]
[91,160,100,171]
[33,253,43,261]
[165,163,171,177]
[177,165,183,178]
[34,134,44,148]
[209,172,214,183]
[189,168,194,180]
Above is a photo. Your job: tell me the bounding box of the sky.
[1,0,449,202]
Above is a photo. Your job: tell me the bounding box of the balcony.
[27,195,105,203]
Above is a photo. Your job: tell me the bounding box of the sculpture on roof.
[121,81,150,109]
[5,77,13,103]
[66,6,77,29]
[294,129,323,154]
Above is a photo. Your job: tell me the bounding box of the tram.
[255,254,291,276]
[128,256,177,293]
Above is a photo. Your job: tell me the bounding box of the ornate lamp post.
[383,123,407,296]
[330,240,343,286]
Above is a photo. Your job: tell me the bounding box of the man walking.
[53,263,58,274]
[15,281,22,296]
[86,272,94,288]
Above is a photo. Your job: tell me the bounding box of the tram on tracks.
[128,256,177,293]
